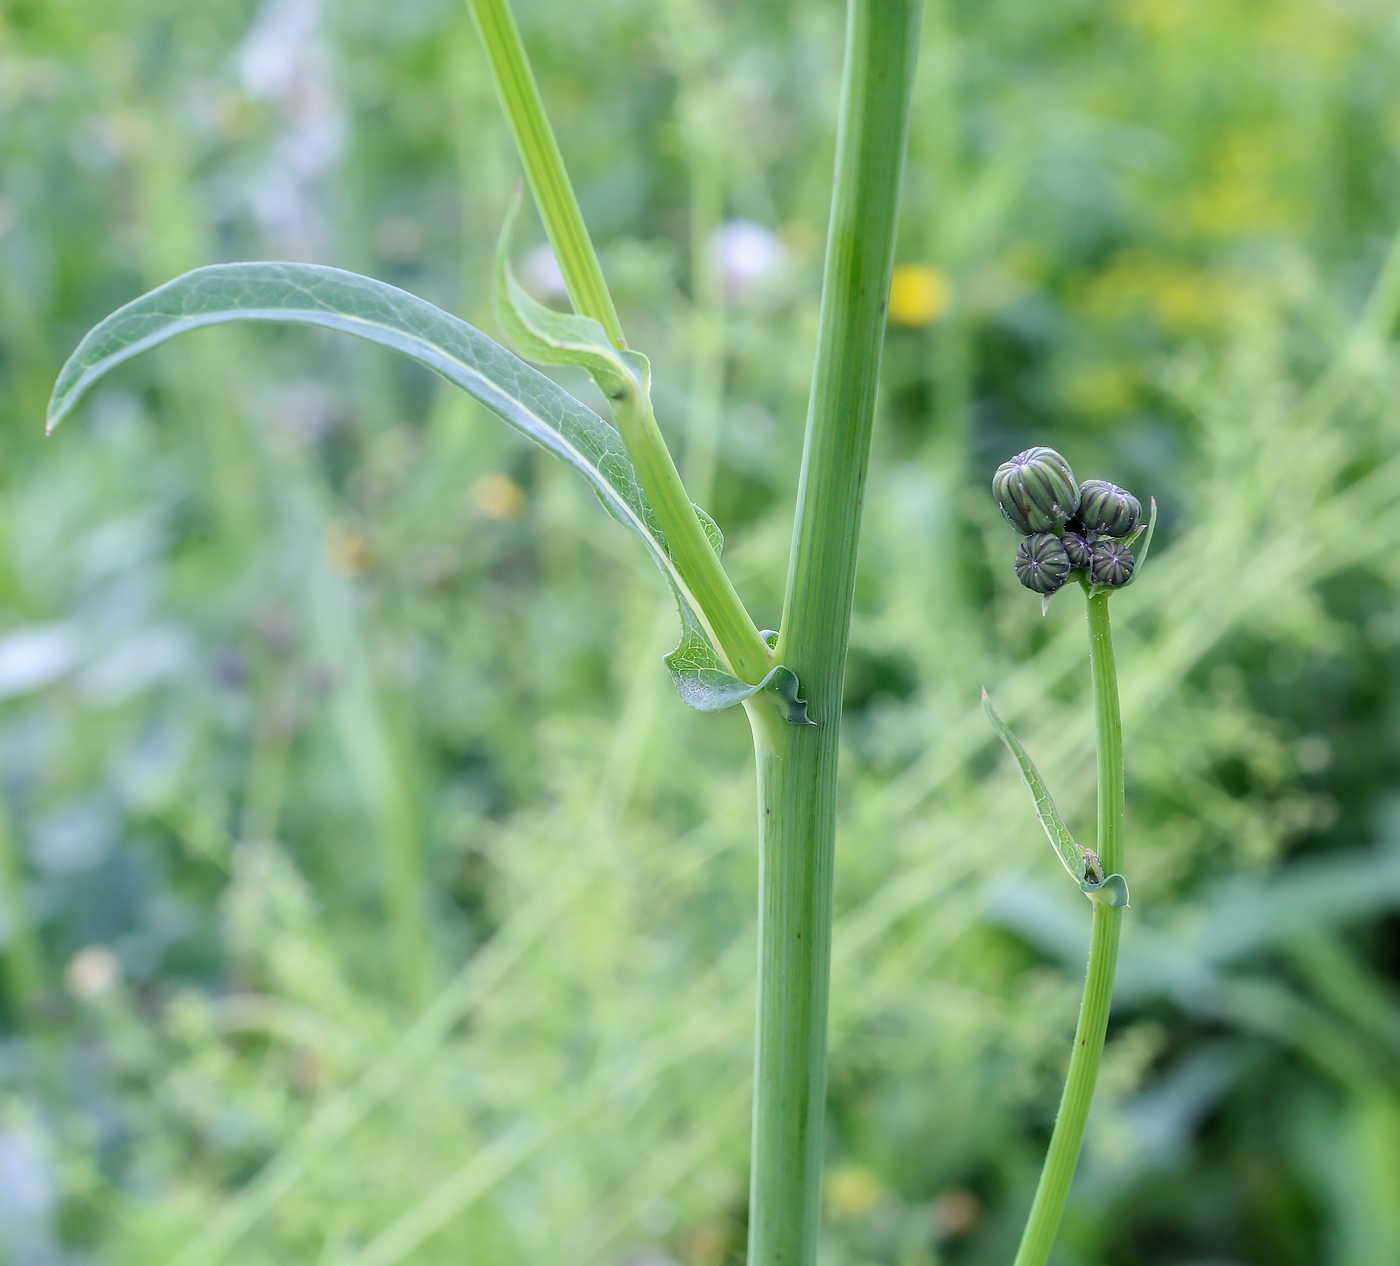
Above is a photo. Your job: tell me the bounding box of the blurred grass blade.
[983,688,1126,904]
[47,262,798,717]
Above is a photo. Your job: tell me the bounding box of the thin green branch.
[1012,589,1126,1266]
[465,0,624,348]
[614,392,773,683]
[745,2,923,1264]
[470,0,772,681]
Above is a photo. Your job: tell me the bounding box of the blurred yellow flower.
[826,1164,883,1217]
[471,472,526,522]
[329,525,374,575]
[1078,250,1245,336]
[888,264,952,327]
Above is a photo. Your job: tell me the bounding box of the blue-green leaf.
[982,689,1129,905]
[47,262,801,719]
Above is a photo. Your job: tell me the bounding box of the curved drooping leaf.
[982,690,1129,908]
[489,227,807,723]
[47,262,806,720]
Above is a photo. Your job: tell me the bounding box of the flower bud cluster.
[991,448,1143,597]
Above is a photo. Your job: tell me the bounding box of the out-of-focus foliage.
[2,0,1400,1263]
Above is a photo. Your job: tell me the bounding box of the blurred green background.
[3,0,1400,1262]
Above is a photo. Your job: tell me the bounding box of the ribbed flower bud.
[1061,531,1093,570]
[1014,533,1071,594]
[1076,480,1141,538]
[1089,538,1135,587]
[992,447,1080,535]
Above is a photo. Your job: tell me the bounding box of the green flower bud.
[1061,531,1093,570]
[1076,479,1141,538]
[1014,532,1071,595]
[992,447,1080,535]
[1089,538,1135,587]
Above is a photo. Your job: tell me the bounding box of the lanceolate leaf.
[47,262,806,721]
[982,690,1129,907]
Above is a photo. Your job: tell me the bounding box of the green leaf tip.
[493,189,646,403]
[982,689,1114,900]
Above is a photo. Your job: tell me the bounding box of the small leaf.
[665,608,811,723]
[1088,497,1157,598]
[983,689,1121,901]
[694,503,723,556]
[1084,873,1131,908]
[493,190,645,402]
[47,262,804,720]
[1126,496,1157,575]
[983,690,1086,883]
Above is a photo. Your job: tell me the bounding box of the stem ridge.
[747,4,923,1265]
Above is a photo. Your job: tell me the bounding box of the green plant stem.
[464,0,624,349]
[469,0,771,683]
[744,3,922,1264]
[1012,589,1126,1266]
[613,391,772,684]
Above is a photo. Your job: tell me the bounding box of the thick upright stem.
[745,3,922,1264]
[1012,591,1126,1266]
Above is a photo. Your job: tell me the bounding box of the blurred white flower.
[235,0,346,260]
[64,945,120,999]
[521,242,569,301]
[0,1122,59,1265]
[0,624,80,700]
[708,219,787,302]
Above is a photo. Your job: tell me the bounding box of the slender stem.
[1012,590,1126,1266]
[469,0,771,682]
[745,4,922,1264]
[465,0,625,349]
[615,397,772,683]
